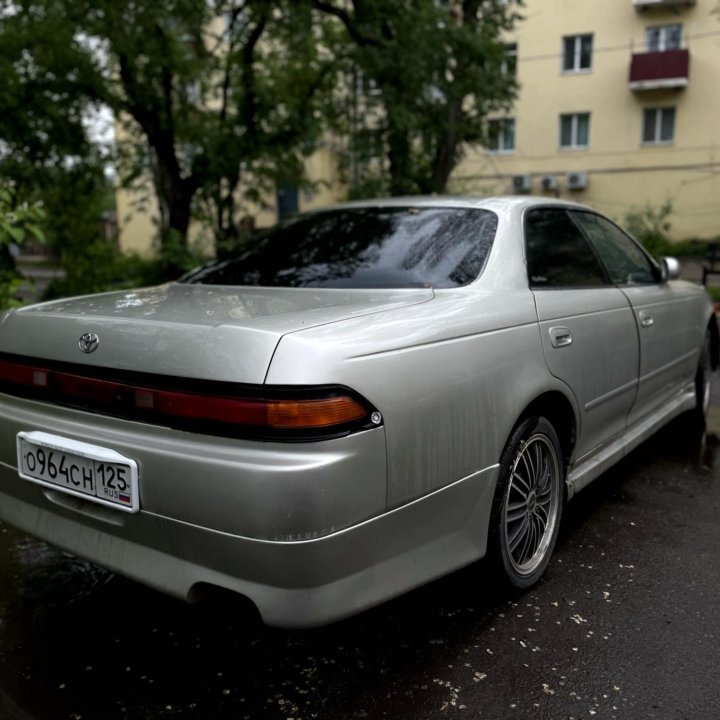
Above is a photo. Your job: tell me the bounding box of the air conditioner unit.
[512,174,532,193]
[541,175,558,192]
[567,172,588,191]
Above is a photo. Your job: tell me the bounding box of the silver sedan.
[0,197,715,627]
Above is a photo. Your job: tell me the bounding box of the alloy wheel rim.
[702,343,711,415]
[703,371,711,415]
[503,433,560,576]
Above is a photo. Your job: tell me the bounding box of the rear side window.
[524,208,608,288]
[184,207,498,289]
[571,211,658,285]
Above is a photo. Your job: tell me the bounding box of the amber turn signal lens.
[267,397,368,428]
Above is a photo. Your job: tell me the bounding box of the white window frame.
[562,34,593,73]
[487,118,516,154]
[645,24,682,53]
[642,107,676,145]
[559,113,590,150]
[501,43,517,77]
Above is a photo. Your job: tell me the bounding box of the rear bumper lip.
[0,463,498,628]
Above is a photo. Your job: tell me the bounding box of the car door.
[571,210,699,426]
[525,208,640,463]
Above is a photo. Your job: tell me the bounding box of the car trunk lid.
[0,283,433,384]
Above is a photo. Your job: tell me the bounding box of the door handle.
[549,326,572,348]
[638,311,654,328]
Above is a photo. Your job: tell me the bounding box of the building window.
[487,118,515,153]
[276,184,299,220]
[559,113,590,149]
[562,34,593,72]
[502,43,517,77]
[643,107,675,144]
[646,24,682,52]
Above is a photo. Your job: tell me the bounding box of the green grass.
[705,286,720,304]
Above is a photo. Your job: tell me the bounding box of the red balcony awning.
[629,49,690,90]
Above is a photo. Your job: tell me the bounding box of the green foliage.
[152,229,208,279]
[43,214,205,300]
[623,200,674,259]
[318,0,522,196]
[668,238,711,258]
[0,3,98,166]
[43,241,176,300]
[0,0,519,311]
[0,187,45,247]
[0,0,340,258]
[1,0,519,273]
[0,184,45,309]
[706,285,720,304]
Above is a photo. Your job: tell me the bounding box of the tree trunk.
[431,97,463,194]
[166,185,192,244]
[387,123,415,196]
[150,151,196,275]
[153,161,191,239]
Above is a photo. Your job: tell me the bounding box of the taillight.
[130,389,368,429]
[0,355,381,440]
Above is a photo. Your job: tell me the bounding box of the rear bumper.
[0,462,497,627]
[0,392,498,627]
[0,393,387,541]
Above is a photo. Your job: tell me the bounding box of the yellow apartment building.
[117,0,720,253]
[454,0,720,240]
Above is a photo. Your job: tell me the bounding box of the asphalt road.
[1,395,720,720]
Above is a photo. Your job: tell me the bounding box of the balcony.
[633,0,695,8]
[629,48,690,91]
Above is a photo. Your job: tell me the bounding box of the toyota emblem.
[78,332,100,354]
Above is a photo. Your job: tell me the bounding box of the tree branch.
[311,1,380,47]
[240,8,268,144]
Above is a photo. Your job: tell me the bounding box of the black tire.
[694,331,712,426]
[488,416,564,589]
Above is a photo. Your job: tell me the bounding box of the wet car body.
[0,197,715,627]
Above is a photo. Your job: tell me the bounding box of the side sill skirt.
[566,385,696,500]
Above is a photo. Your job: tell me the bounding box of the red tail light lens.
[0,356,380,440]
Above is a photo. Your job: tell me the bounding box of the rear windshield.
[183,206,497,289]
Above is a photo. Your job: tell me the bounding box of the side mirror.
[661,256,681,282]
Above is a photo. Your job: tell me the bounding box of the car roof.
[321,195,591,213]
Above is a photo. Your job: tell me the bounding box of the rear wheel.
[489,416,564,589]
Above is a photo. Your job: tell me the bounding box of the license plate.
[16,431,139,513]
